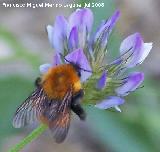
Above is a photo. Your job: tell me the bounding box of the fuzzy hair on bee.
[12,63,86,143]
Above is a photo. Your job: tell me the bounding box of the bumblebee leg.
[71,90,86,121]
[71,102,86,120]
[73,89,84,100]
[35,77,41,87]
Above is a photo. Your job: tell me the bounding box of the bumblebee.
[12,62,86,143]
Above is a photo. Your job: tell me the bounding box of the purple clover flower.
[115,72,144,96]
[95,96,125,111]
[92,10,120,51]
[46,8,93,53]
[41,8,152,112]
[96,71,107,90]
[120,33,152,68]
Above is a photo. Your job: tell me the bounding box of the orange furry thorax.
[42,64,81,100]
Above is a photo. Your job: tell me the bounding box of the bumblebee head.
[70,62,81,78]
[59,53,93,78]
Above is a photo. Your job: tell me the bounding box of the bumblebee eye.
[77,70,81,77]
[70,62,81,77]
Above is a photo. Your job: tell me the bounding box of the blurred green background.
[0,0,160,152]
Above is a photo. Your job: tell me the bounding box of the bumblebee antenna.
[79,67,93,73]
[59,53,71,63]
[59,53,93,73]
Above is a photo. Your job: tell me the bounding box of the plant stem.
[9,124,48,152]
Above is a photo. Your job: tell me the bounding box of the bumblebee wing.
[49,90,72,143]
[12,87,45,128]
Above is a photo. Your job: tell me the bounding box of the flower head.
[41,8,152,112]
[10,8,153,151]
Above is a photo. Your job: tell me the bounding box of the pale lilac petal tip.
[115,72,144,96]
[96,71,107,89]
[95,96,125,110]
[53,16,68,53]
[139,42,152,64]
[68,26,79,51]
[114,106,122,112]
[65,48,92,82]
[52,53,61,66]
[39,63,52,74]
[120,33,152,67]
[46,25,54,48]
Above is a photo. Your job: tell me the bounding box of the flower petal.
[52,53,61,66]
[120,33,140,55]
[96,71,107,89]
[95,96,125,110]
[69,8,93,48]
[115,72,144,96]
[46,25,54,47]
[69,8,93,33]
[120,33,152,67]
[139,42,152,64]
[65,48,92,82]
[39,63,52,74]
[114,106,122,112]
[93,10,120,49]
[52,16,68,53]
[89,20,105,53]
[68,26,79,51]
